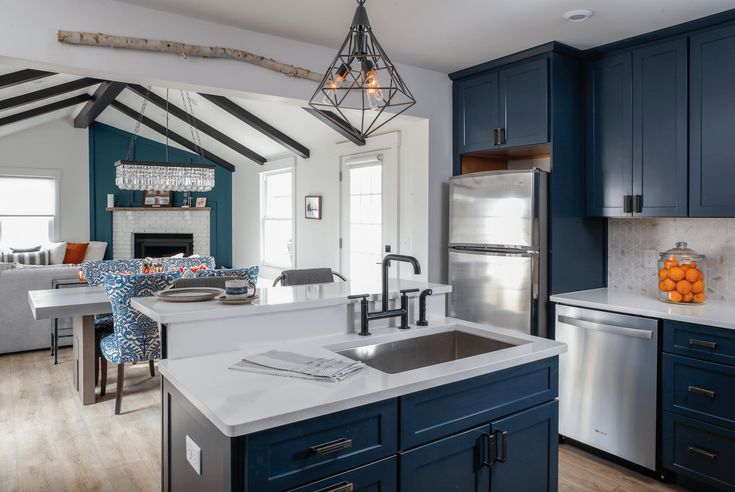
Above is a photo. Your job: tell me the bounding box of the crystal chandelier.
[308,0,415,140]
[114,88,216,192]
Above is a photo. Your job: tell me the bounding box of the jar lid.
[660,241,704,259]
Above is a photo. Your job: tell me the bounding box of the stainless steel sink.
[335,330,522,374]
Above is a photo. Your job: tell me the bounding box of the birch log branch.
[57,30,324,83]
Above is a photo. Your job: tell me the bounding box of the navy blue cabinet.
[456,72,500,153]
[690,23,735,217]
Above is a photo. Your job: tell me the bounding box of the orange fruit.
[669,291,683,303]
[691,280,705,294]
[658,268,669,281]
[664,258,679,269]
[683,262,698,270]
[668,267,685,281]
[685,269,700,283]
[660,278,676,292]
[676,280,692,295]
[693,293,706,303]
[683,292,694,302]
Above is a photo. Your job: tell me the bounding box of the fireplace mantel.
[106,207,210,212]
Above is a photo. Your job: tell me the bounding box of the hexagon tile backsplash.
[608,218,735,302]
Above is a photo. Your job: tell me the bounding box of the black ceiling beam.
[127,85,266,165]
[0,69,55,89]
[74,81,127,128]
[0,94,92,128]
[303,108,366,147]
[109,100,236,173]
[0,77,101,112]
[200,94,311,159]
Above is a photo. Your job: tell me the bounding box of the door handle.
[315,482,354,492]
[479,432,496,469]
[492,128,499,145]
[688,385,716,398]
[623,195,633,214]
[632,194,643,213]
[557,315,654,339]
[310,438,352,456]
[689,338,718,350]
[498,127,506,145]
[495,430,508,463]
[688,446,718,461]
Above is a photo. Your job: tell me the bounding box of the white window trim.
[0,167,62,243]
[259,159,296,270]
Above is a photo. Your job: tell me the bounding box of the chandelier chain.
[180,90,204,162]
[125,85,151,160]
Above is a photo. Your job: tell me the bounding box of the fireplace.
[133,233,194,258]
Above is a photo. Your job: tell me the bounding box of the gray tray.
[154,287,224,302]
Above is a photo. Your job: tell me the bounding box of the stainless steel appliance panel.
[556,305,658,470]
[448,249,536,334]
[449,170,536,249]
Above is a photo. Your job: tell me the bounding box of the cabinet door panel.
[399,424,490,492]
[632,38,688,216]
[586,53,633,217]
[456,72,500,153]
[490,400,558,492]
[499,58,549,147]
[690,23,735,216]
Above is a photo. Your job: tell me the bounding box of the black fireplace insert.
[133,233,194,258]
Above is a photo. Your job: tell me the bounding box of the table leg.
[72,314,96,405]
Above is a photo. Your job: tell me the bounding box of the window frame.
[0,167,61,247]
[259,163,296,270]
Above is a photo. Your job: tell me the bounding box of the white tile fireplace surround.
[111,208,210,259]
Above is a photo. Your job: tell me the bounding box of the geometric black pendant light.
[308,0,415,140]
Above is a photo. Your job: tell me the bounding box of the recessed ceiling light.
[564,9,594,22]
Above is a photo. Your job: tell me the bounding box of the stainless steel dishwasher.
[555,304,658,471]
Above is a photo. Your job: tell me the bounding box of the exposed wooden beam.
[201,94,311,159]
[0,94,92,128]
[109,100,236,173]
[0,69,55,89]
[303,108,366,147]
[126,85,266,165]
[74,81,126,128]
[0,78,101,112]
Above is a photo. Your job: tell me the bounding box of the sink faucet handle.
[400,288,420,294]
[347,293,370,300]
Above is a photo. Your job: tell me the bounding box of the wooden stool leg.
[114,363,125,415]
[149,360,155,377]
[100,357,108,396]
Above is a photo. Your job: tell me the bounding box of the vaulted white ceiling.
[115,0,734,72]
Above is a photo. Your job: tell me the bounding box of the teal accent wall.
[88,122,232,266]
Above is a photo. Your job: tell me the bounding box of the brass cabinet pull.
[688,446,718,461]
[689,338,718,350]
[688,385,716,398]
[310,438,353,456]
[316,481,354,492]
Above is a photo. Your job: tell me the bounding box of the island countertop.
[158,317,565,437]
[132,278,451,324]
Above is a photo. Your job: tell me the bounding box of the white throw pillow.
[83,241,108,262]
[45,242,68,265]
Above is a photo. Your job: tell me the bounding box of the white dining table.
[28,286,111,405]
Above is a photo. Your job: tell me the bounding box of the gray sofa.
[0,266,79,354]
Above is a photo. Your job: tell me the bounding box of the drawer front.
[662,411,735,491]
[662,354,735,431]
[663,320,735,366]
[247,399,398,491]
[288,456,396,492]
[400,357,558,449]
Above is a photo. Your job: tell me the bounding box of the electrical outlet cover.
[644,249,658,269]
[185,435,201,475]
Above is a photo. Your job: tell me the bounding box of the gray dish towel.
[281,268,334,286]
[230,350,364,382]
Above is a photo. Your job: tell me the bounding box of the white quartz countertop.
[158,317,565,437]
[132,279,451,324]
[551,288,735,330]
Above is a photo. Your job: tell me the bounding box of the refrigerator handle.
[531,254,540,336]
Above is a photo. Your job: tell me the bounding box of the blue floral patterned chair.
[81,259,144,384]
[100,271,179,415]
[195,266,259,287]
[160,256,216,272]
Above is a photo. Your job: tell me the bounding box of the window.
[0,175,57,249]
[260,168,294,268]
[345,162,383,286]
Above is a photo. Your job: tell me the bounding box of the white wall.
[0,119,90,242]
[0,0,452,281]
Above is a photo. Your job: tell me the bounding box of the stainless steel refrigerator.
[448,169,548,337]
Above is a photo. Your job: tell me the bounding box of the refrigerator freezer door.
[448,249,537,334]
[449,170,537,249]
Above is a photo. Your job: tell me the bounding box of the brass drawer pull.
[688,446,718,461]
[310,438,353,456]
[688,385,716,398]
[689,338,718,350]
[316,481,354,492]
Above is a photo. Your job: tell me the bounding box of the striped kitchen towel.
[230,350,364,382]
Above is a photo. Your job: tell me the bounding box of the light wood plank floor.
[0,348,691,492]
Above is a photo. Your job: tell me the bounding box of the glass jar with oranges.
[657,242,706,304]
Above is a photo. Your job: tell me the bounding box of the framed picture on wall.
[305,195,322,220]
[142,190,173,207]
[195,197,207,208]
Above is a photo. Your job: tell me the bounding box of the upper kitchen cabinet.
[586,38,688,217]
[690,23,735,217]
[454,57,548,157]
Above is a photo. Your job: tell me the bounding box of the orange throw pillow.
[63,242,89,264]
